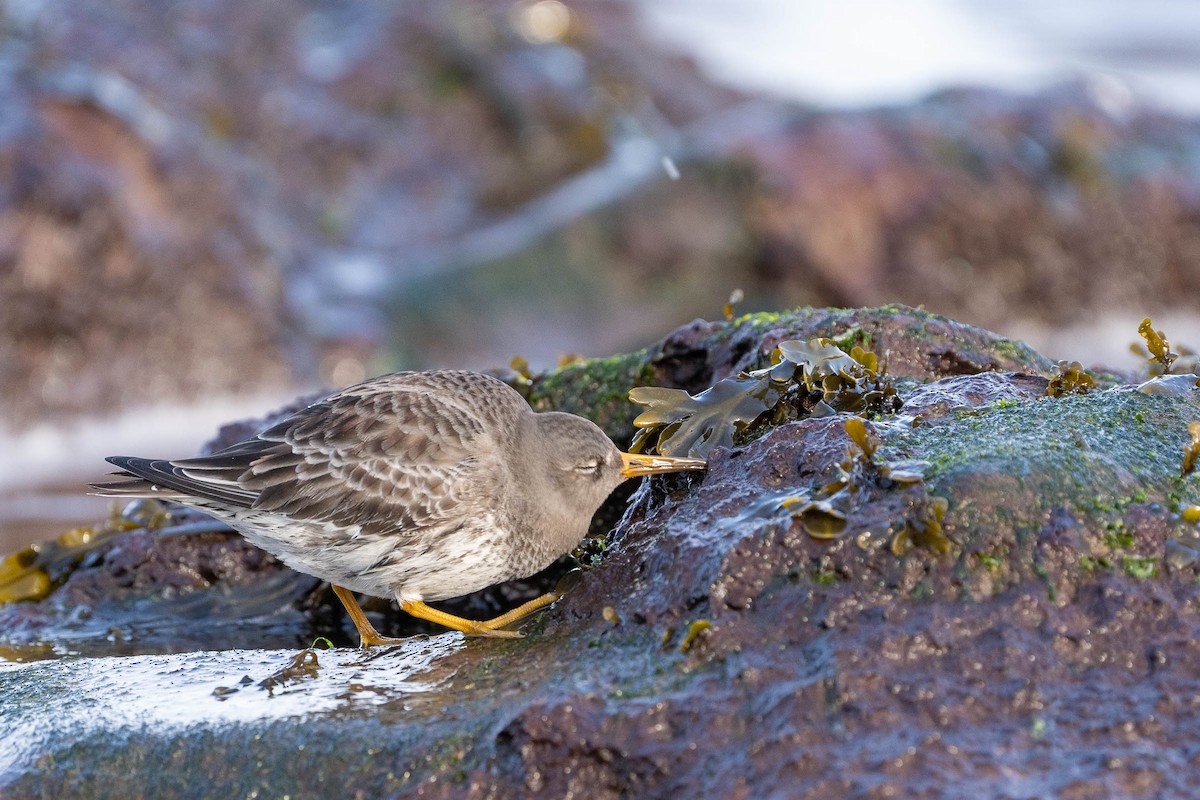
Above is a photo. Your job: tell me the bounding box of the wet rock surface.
[4,306,1200,798]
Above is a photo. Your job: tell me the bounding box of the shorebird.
[92,370,706,646]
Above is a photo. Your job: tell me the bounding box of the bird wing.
[98,373,517,537]
[93,451,261,507]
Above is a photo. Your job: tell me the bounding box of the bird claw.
[358,633,409,648]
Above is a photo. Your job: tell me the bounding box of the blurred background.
[3,0,1200,551]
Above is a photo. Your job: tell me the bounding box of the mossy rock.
[6,306,1200,798]
[529,304,1051,447]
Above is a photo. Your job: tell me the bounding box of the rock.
[746,86,1200,334]
[0,96,297,429]
[4,306,1200,797]
[0,0,742,432]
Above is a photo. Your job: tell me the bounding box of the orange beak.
[619,451,708,479]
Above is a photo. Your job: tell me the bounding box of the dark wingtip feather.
[91,454,256,508]
[89,467,163,498]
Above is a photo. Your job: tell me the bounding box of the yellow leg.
[475,591,561,630]
[399,600,522,638]
[334,584,567,644]
[331,584,407,648]
[400,589,563,638]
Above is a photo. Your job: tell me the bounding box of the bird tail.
[89,478,184,499]
[90,456,189,499]
[90,455,260,510]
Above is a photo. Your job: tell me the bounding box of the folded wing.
[93,376,505,537]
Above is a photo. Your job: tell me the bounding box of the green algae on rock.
[9,306,1200,798]
[514,305,1053,448]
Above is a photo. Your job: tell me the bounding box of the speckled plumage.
[94,369,707,642]
[95,370,631,601]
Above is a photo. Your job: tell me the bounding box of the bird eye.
[574,458,602,474]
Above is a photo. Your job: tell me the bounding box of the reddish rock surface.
[4,308,1200,798]
[745,89,1200,334]
[0,0,741,429]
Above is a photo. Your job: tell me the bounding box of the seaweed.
[255,649,322,696]
[722,288,744,321]
[628,373,787,458]
[679,619,712,653]
[719,418,950,556]
[888,496,951,556]
[497,356,535,399]
[1045,360,1096,397]
[1131,317,1200,377]
[629,337,900,459]
[571,535,608,569]
[820,418,951,555]
[0,501,169,603]
[1136,317,1179,376]
[1183,421,1200,478]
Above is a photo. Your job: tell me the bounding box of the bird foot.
[400,598,555,638]
[331,583,562,644]
[357,630,410,648]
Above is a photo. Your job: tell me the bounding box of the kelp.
[1184,421,1200,478]
[629,337,901,459]
[720,418,951,556]
[0,500,171,604]
[1045,360,1096,397]
[628,373,788,458]
[1137,317,1178,376]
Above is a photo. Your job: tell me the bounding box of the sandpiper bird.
[92,370,706,646]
